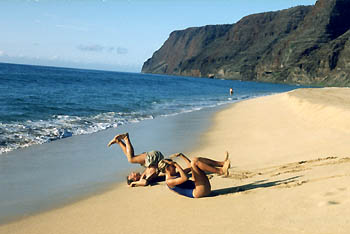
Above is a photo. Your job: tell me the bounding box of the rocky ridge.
[142,0,350,86]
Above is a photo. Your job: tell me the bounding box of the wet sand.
[0,106,217,223]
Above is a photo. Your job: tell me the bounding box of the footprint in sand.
[337,187,347,191]
[328,201,340,205]
[317,187,349,207]
[318,201,340,207]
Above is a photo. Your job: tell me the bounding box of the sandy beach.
[1,87,350,234]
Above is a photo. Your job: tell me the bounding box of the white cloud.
[77,44,104,52]
[77,44,128,54]
[0,50,6,57]
[0,53,140,72]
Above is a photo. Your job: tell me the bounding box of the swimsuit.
[167,177,195,198]
[144,150,164,167]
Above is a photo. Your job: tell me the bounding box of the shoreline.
[0,104,222,225]
[2,87,350,233]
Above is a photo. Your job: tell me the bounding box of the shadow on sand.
[211,176,301,197]
[149,175,166,185]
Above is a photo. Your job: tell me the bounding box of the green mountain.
[142,0,350,86]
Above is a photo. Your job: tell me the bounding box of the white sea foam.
[0,111,156,155]
[0,93,283,155]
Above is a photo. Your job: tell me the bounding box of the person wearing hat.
[158,152,230,198]
[108,132,164,187]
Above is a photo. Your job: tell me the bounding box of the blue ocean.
[0,62,299,155]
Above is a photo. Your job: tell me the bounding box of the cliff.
[142,0,350,86]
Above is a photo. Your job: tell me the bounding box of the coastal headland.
[1,87,350,234]
[142,0,350,86]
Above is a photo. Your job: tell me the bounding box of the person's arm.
[183,167,192,174]
[129,169,147,187]
[129,179,147,187]
[129,168,158,187]
[177,153,191,166]
[170,153,192,173]
[166,161,188,188]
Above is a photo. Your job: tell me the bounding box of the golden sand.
[1,88,350,234]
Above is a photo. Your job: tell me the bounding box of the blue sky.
[0,0,316,72]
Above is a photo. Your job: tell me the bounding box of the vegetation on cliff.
[142,0,350,86]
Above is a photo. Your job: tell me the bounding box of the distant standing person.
[229,88,233,96]
[108,133,164,187]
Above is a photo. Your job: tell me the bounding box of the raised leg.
[115,139,128,157]
[197,152,231,176]
[109,133,146,165]
[190,158,211,198]
[196,157,225,168]
[122,133,134,159]
[190,154,231,198]
[193,157,223,174]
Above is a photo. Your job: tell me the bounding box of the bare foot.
[107,136,119,147]
[107,133,126,147]
[222,152,231,176]
[120,132,129,140]
[224,151,229,161]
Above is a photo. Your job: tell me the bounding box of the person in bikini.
[108,133,164,187]
[158,152,230,198]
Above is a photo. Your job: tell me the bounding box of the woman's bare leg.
[173,152,230,175]
[191,154,230,198]
[196,151,230,167]
[191,158,211,198]
[198,152,231,176]
[194,157,230,175]
[196,157,225,168]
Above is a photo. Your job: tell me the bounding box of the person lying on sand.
[108,133,164,187]
[158,153,230,198]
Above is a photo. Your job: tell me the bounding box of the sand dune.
[1,88,350,234]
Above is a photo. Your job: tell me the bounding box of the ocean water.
[0,62,300,155]
[0,62,305,223]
